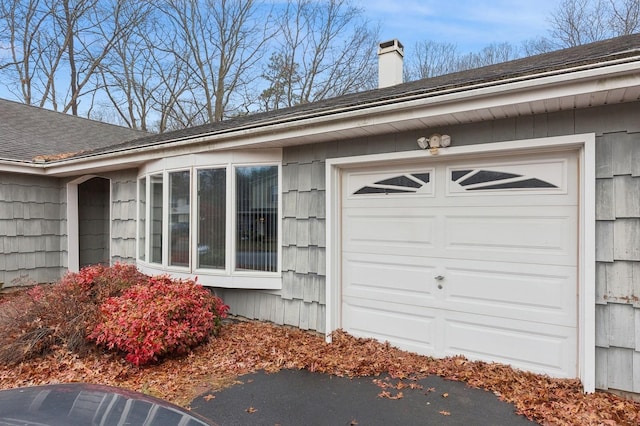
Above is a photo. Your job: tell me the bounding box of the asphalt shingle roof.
[0,99,144,162]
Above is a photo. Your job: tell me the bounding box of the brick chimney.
[378,39,404,88]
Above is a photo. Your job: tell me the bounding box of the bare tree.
[520,37,557,56]
[455,42,521,70]
[548,0,610,47]
[609,0,640,35]
[404,40,459,80]
[547,0,640,48]
[95,3,168,131]
[0,0,52,106]
[0,0,148,115]
[405,41,522,80]
[148,40,196,133]
[258,0,379,111]
[155,0,274,124]
[59,0,150,115]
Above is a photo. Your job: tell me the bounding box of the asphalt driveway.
[190,369,537,425]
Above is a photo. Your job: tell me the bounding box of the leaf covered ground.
[0,320,638,425]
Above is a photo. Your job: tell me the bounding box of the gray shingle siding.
[108,169,138,264]
[592,124,640,394]
[0,173,65,286]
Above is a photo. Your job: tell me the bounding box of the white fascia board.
[0,160,47,175]
[2,59,639,177]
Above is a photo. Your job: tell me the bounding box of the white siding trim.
[108,178,113,265]
[325,133,596,392]
[581,134,596,392]
[66,181,79,272]
[325,161,342,342]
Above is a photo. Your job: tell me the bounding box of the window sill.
[137,262,282,289]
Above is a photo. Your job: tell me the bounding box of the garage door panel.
[342,254,577,327]
[343,253,436,306]
[347,195,575,209]
[443,314,576,377]
[342,299,437,355]
[343,209,436,256]
[444,210,576,265]
[442,260,577,327]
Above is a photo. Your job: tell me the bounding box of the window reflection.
[169,170,190,267]
[197,168,226,269]
[235,166,278,272]
[150,174,163,264]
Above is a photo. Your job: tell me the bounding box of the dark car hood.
[0,383,216,425]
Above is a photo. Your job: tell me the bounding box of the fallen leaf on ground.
[0,316,638,425]
[378,390,403,400]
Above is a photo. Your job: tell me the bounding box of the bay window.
[136,153,281,288]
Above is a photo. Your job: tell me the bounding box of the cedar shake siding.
[0,173,66,285]
[109,169,139,264]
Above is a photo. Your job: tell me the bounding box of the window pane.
[150,174,163,264]
[197,168,226,269]
[236,166,278,272]
[138,177,146,261]
[169,170,190,267]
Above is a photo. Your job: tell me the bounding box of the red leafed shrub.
[0,263,145,364]
[58,263,148,302]
[88,276,229,366]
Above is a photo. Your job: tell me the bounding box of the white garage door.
[341,151,578,378]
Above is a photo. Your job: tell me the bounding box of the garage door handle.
[434,275,445,281]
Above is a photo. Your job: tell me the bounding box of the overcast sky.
[359,0,560,54]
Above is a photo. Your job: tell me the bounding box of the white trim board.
[325,133,596,392]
